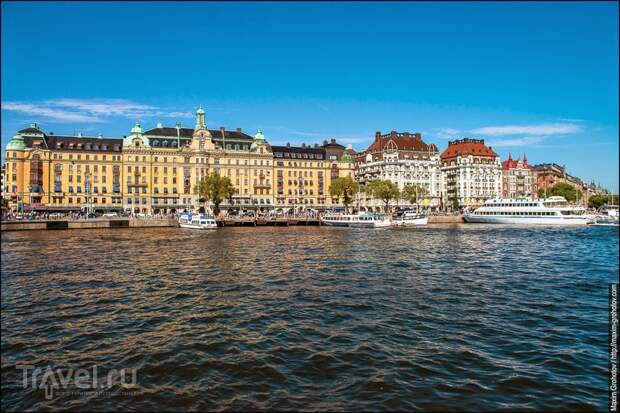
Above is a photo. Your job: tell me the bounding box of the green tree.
[401,184,428,210]
[546,182,581,203]
[588,194,620,209]
[365,179,400,212]
[329,176,359,212]
[194,172,235,215]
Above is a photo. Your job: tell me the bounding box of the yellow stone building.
[3,123,124,212]
[2,107,355,214]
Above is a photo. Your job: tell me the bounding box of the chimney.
[157,122,163,128]
[236,127,241,133]
[375,131,381,143]
[220,126,225,135]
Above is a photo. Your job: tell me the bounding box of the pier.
[1,215,463,231]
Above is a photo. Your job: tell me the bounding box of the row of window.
[477,211,557,216]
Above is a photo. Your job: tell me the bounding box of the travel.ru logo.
[17,364,139,400]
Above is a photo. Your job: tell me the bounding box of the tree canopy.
[193,172,235,215]
[329,176,359,211]
[588,194,619,209]
[544,182,582,203]
[365,179,400,212]
[401,184,428,205]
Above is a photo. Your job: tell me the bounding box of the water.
[1,225,617,411]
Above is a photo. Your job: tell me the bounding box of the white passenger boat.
[464,196,593,225]
[391,210,428,226]
[320,212,391,228]
[592,205,619,227]
[177,213,218,229]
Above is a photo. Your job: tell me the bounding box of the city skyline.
[2,2,618,191]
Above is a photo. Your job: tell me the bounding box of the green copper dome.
[130,122,143,134]
[250,129,266,151]
[6,133,27,150]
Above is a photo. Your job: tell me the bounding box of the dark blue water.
[1,225,617,411]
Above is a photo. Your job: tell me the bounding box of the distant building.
[533,163,566,196]
[355,131,441,209]
[501,153,537,198]
[440,138,501,208]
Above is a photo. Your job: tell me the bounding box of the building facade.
[355,131,441,208]
[272,139,355,210]
[440,138,501,208]
[2,108,353,214]
[533,163,567,197]
[3,123,124,213]
[501,153,537,198]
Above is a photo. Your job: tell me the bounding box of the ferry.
[391,209,428,226]
[464,196,593,225]
[320,212,391,228]
[177,212,218,230]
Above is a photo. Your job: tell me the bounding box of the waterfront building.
[272,139,355,211]
[501,153,537,198]
[3,123,124,213]
[355,131,441,209]
[439,138,502,208]
[533,163,567,195]
[124,108,274,213]
[2,107,354,214]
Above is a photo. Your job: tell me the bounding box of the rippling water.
[1,225,618,411]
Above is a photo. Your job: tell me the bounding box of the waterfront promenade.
[0,214,465,231]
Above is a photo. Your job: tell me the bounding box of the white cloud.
[2,102,102,123]
[470,123,582,136]
[558,118,585,123]
[427,127,461,140]
[486,136,545,147]
[2,99,193,123]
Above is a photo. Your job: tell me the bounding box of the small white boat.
[177,213,218,230]
[464,196,593,225]
[320,212,391,228]
[391,210,428,226]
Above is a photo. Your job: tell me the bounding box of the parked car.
[102,212,118,218]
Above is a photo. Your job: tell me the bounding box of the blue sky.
[2,1,618,191]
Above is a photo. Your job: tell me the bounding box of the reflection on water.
[1,225,618,411]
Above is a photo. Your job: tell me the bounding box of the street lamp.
[85,172,91,218]
[28,184,32,215]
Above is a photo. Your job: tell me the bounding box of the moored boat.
[177,213,218,230]
[464,196,593,225]
[391,210,428,226]
[320,212,391,228]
